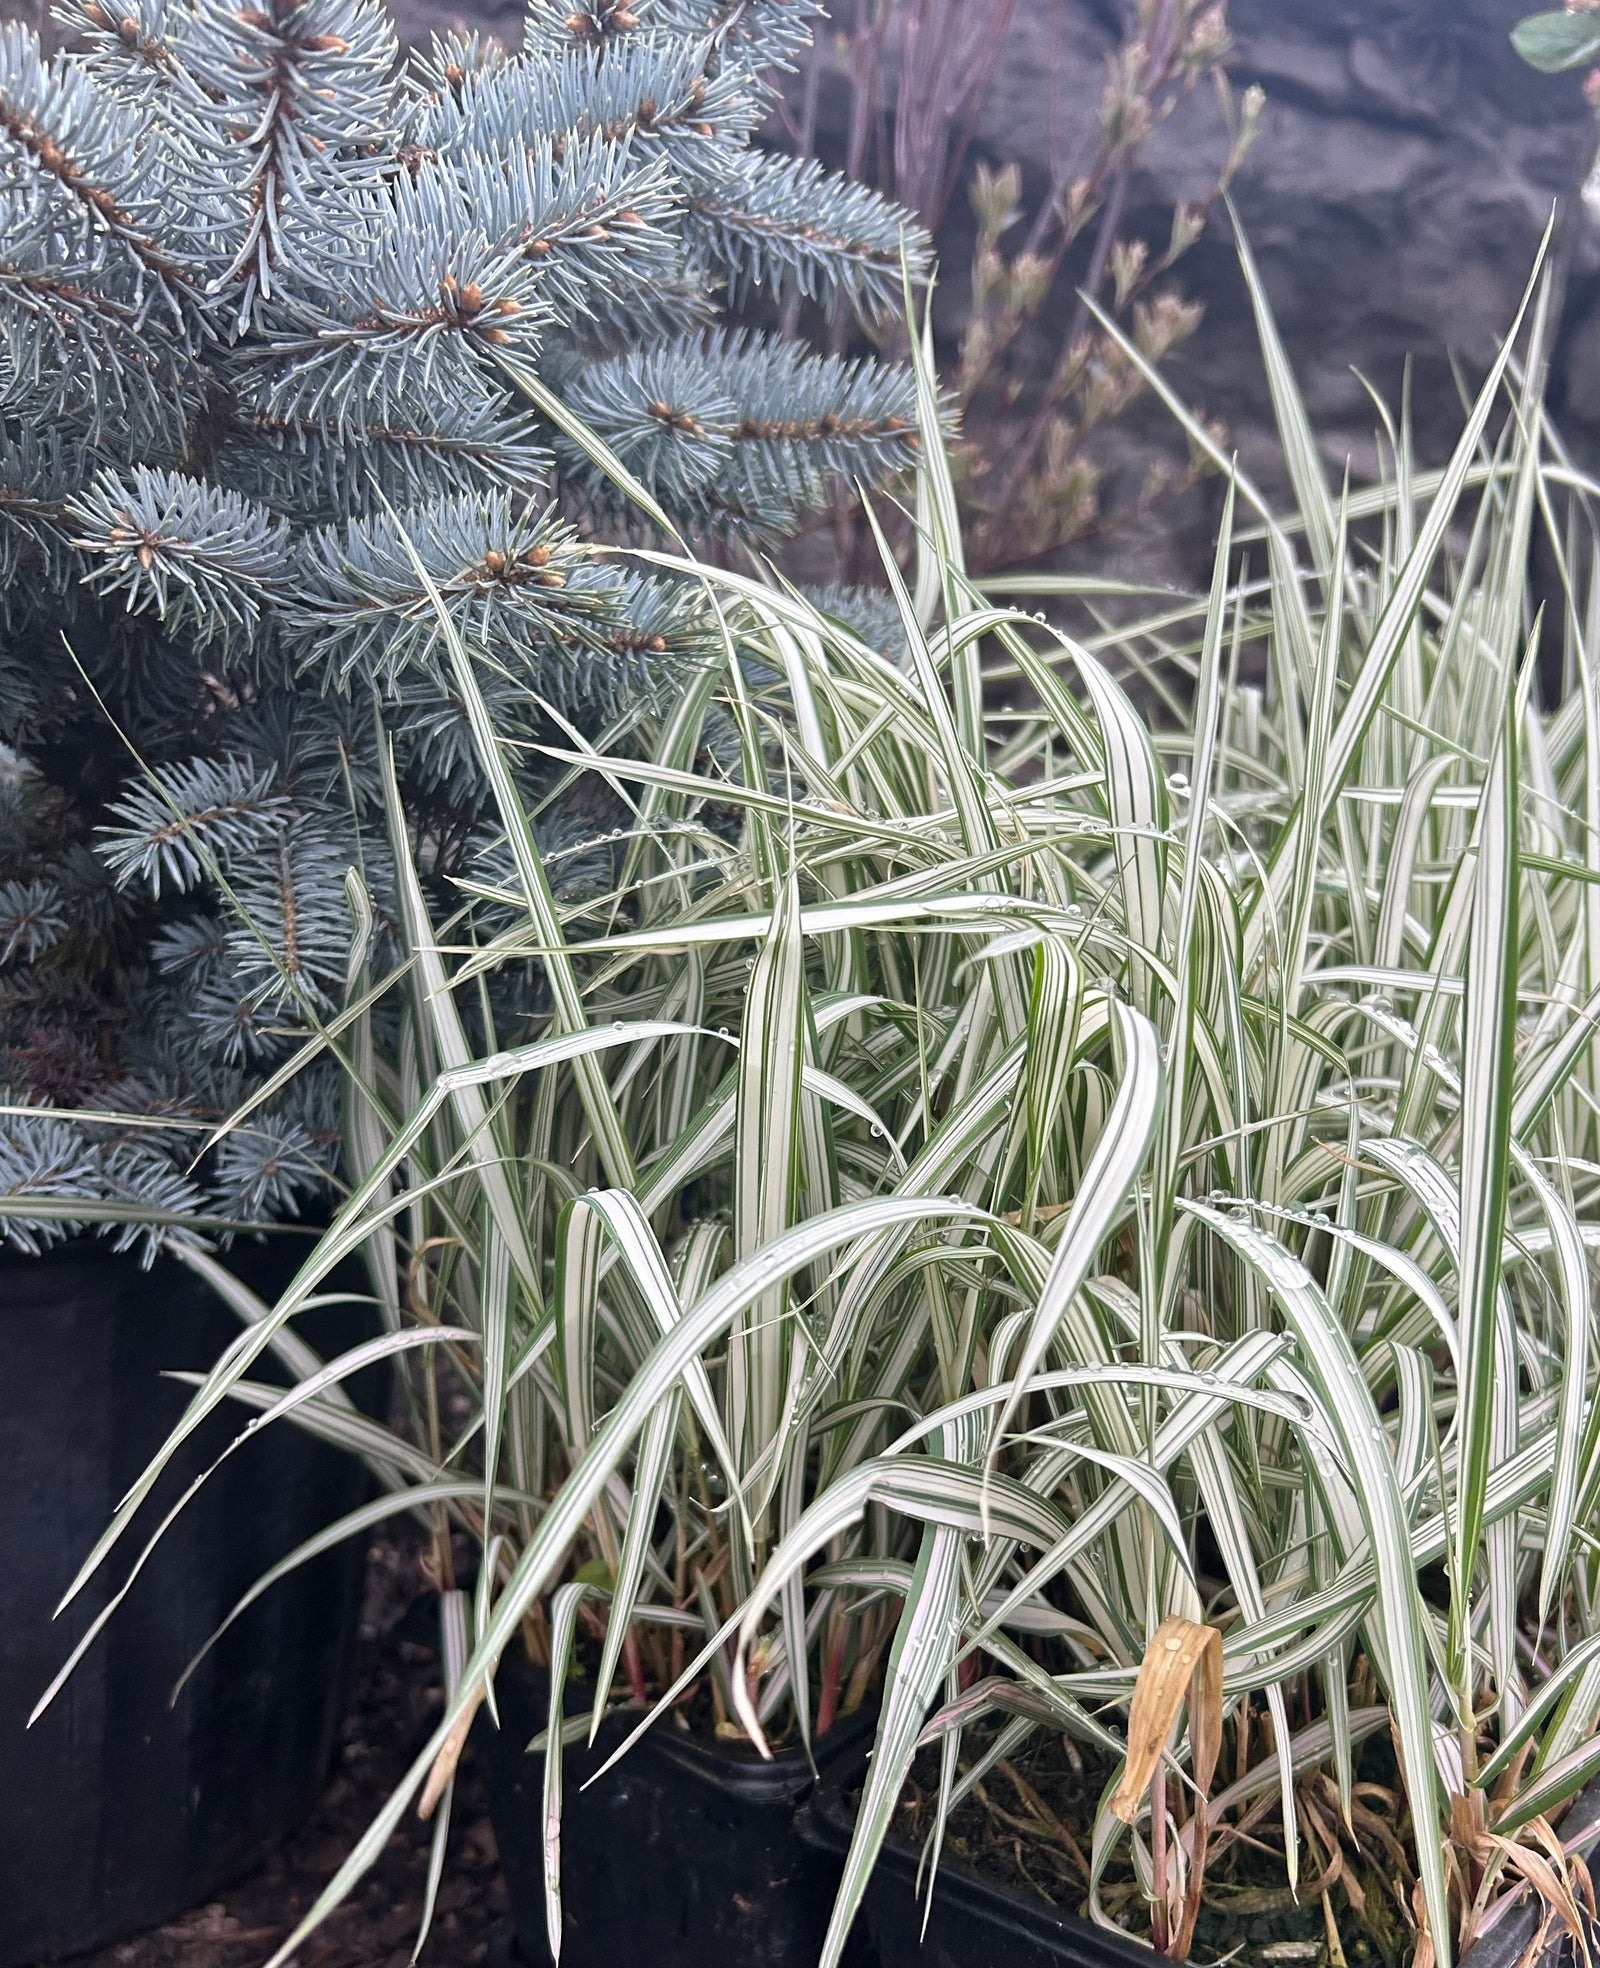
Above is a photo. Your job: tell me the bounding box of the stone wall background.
[786,0,1600,581]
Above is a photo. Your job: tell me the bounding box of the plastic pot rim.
[799,1778,1158,1967]
[800,1769,1600,1968]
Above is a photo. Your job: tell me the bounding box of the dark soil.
[41,1529,512,1968]
[892,1727,1407,1968]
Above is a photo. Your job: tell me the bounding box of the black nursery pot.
[798,1781,1157,1968]
[477,1650,876,1968]
[0,1236,376,1966]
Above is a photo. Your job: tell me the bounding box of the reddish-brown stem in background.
[982,0,1186,543]
[622,1626,649,1707]
[816,1614,848,1736]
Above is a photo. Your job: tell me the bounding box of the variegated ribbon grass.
[24,228,1600,1968]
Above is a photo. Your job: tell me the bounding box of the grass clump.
[28,230,1600,1968]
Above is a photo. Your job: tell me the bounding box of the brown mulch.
[47,1530,514,1968]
